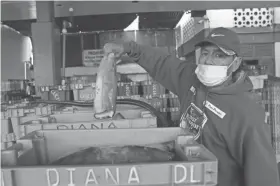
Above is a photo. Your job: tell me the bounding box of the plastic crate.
[1,118,15,150]
[4,102,154,139]
[19,117,157,137]
[1,128,218,186]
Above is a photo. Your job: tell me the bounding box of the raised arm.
[123,41,196,96]
[104,41,196,96]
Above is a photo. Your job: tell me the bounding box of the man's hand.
[103,42,125,59]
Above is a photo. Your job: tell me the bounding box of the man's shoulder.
[213,94,266,140]
[236,92,264,113]
[176,63,198,98]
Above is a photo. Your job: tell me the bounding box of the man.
[104,27,279,186]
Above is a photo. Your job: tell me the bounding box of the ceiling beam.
[2,1,280,21]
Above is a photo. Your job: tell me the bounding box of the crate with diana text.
[1,128,218,186]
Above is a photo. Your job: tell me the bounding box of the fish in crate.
[51,143,175,165]
[1,128,218,186]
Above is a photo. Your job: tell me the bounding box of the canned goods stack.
[258,65,268,75]
[263,76,280,155]
[141,80,167,99]
[1,79,29,104]
[38,75,97,102]
[141,76,181,125]
[116,74,169,112]
[39,84,72,101]
[241,63,271,108]
[70,75,97,102]
[243,64,268,76]
[117,81,141,99]
[116,73,181,125]
[167,92,181,125]
[37,72,181,126]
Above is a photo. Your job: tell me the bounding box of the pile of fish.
[51,144,175,165]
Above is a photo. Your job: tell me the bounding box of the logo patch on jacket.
[180,103,208,140]
[204,100,226,119]
[190,86,196,95]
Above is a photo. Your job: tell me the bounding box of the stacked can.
[1,80,29,103]
[39,84,72,101]
[168,92,181,124]
[69,75,97,102]
[263,76,280,155]
[114,73,184,126]
[117,82,125,99]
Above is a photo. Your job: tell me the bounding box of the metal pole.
[62,32,67,81]
[155,31,158,47]
[80,34,84,65]
[94,33,97,49]
[61,20,73,83]
[24,62,27,80]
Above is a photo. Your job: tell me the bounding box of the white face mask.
[195,59,236,87]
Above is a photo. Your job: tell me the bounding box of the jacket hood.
[207,70,253,95]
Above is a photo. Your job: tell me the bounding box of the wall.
[275,8,280,77]
[1,25,28,81]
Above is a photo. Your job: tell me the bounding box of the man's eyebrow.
[201,47,220,53]
[201,47,209,52]
[201,46,228,55]
[214,48,227,54]
[216,49,225,53]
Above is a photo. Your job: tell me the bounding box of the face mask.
[195,59,236,87]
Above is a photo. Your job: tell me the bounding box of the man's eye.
[201,52,208,56]
[215,53,226,58]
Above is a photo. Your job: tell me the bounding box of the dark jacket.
[124,41,280,186]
